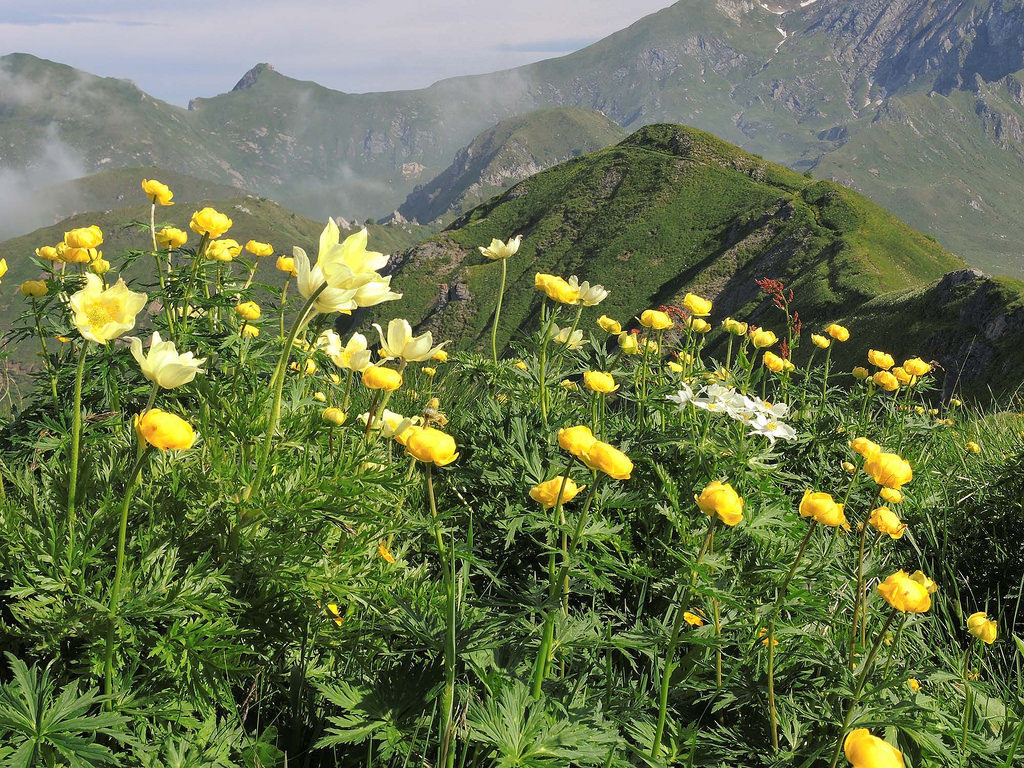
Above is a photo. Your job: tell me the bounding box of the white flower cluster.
[668,383,798,444]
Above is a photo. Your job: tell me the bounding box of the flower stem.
[67,343,88,553]
[490,258,507,365]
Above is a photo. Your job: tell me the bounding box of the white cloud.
[0,0,673,104]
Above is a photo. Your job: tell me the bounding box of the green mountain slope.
[383,124,964,350]
[396,108,626,225]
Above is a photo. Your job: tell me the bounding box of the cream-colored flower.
[69,274,147,344]
[318,330,373,371]
[479,235,521,260]
[373,318,445,362]
[567,276,609,306]
[550,324,586,351]
[129,332,206,389]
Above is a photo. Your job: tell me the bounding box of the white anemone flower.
[129,331,206,389]
[567,276,609,306]
[748,413,798,444]
[667,383,696,408]
[374,318,446,362]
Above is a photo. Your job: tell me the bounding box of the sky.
[0,1,673,105]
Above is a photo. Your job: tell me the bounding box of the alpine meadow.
[2,2,1024,768]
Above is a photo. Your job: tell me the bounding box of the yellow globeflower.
[826,323,850,342]
[245,240,274,257]
[965,441,981,454]
[88,256,111,275]
[558,425,597,459]
[534,273,579,304]
[235,301,261,321]
[155,226,188,249]
[405,427,459,466]
[64,225,103,249]
[378,542,396,563]
[69,274,147,344]
[877,570,932,613]
[842,461,856,474]
[850,437,880,458]
[909,570,938,594]
[433,349,448,362]
[135,408,196,450]
[683,611,705,627]
[868,507,907,539]
[694,481,744,526]
[189,207,233,238]
[763,351,786,373]
[581,440,633,480]
[617,332,640,354]
[892,367,916,386]
[241,324,260,338]
[276,256,298,276]
[422,367,437,377]
[903,357,931,376]
[722,317,748,336]
[667,361,684,373]
[907,678,921,692]
[529,476,584,508]
[966,611,997,644]
[362,365,403,391]
[843,728,904,768]
[207,238,241,262]
[864,452,912,490]
[682,292,712,317]
[35,245,60,261]
[873,370,900,392]
[141,178,174,205]
[811,333,830,349]
[749,328,777,348]
[868,349,895,369]
[852,366,870,381]
[639,309,673,330]
[597,315,622,334]
[583,371,618,394]
[479,235,521,260]
[799,490,849,529]
[20,280,48,298]
[879,487,904,504]
[322,407,347,426]
[686,317,711,333]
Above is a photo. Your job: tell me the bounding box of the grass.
[0,181,1023,766]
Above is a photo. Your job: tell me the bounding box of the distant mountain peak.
[232,63,275,92]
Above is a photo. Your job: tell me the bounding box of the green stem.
[849,490,881,662]
[67,343,88,553]
[103,447,152,702]
[32,302,58,406]
[244,283,325,501]
[490,258,507,365]
[962,641,975,755]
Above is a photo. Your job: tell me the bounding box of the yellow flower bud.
[35,245,60,261]
[826,323,850,342]
[276,256,298,276]
[405,427,459,466]
[189,207,232,238]
[966,611,997,644]
[695,481,744,526]
[799,490,849,529]
[141,178,174,205]
[583,370,618,394]
[135,408,196,450]
[235,301,261,321]
[432,349,448,362]
[868,507,906,539]
[965,441,981,454]
[322,407,347,426]
[721,317,748,336]
[763,351,786,373]
[682,292,712,317]
[639,309,673,330]
[597,315,622,334]
[810,333,830,349]
[245,240,274,257]
[749,328,777,348]
[422,366,437,377]
[843,729,903,768]
[529,476,585,508]
[155,226,188,249]
[20,280,48,297]
[362,365,403,391]
[580,440,633,480]
[877,570,931,613]
[852,366,870,381]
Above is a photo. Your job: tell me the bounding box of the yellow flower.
[694,481,744,526]
[583,371,618,394]
[276,255,298,276]
[759,627,779,647]
[843,728,904,768]
[560,379,577,391]
[405,427,459,466]
[326,603,344,626]
[826,323,850,342]
[864,452,912,489]
[64,225,103,249]
[88,256,111,275]
[639,309,673,330]
[763,351,786,373]
[129,331,206,389]
[189,207,233,238]
[749,328,777,348]
[877,570,931,613]
[949,398,962,407]
[141,178,173,205]
[245,240,274,257]
[529,476,585,508]
[155,226,188,249]
[966,611,997,644]
[479,235,521,260]
[514,360,529,371]
[69,274,147,344]
[842,461,856,474]
[378,542,396,563]
[558,425,596,459]
[811,333,830,349]
[682,292,712,317]
[322,407,347,426]
[965,441,981,454]
[433,349,448,362]
[290,359,318,375]
[207,238,241,262]
[20,280,48,298]
[683,611,705,627]
[907,678,921,692]
[235,301,261,321]
[868,507,906,539]
[903,357,931,376]
[534,273,579,304]
[799,490,849,529]
[313,391,327,402]
[598,315,622,334]
[879,487,904,504]
[686,317,711,333]
[722,317,748,336]
[616,332,639,354]
[422,367,437,377]
[873,370,900,392]
[667,361,684,373]
[35,245,60,261]
[580,440,633,480]
[852,366,870,381]
[868,349,895,369]
[850,437,881,458]
[362,365,403,391]
[241,324,260,338]
[892,367,916,386]
[909,571,938,594]
[135,408,196,450]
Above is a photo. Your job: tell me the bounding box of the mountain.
[7,0,1024,274]
[395,108,626,224]
[376,124,1024,397]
